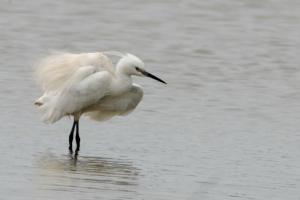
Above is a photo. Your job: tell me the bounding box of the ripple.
[35,152,140,196]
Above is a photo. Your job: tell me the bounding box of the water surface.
[1,0,300,199]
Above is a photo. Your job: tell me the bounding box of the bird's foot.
[69,146,73,154]
[75,150,79,157]
[75,147,80,155]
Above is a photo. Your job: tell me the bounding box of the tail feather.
[34,101,43,106]
[35,93,64,124]
[40,106,63,124]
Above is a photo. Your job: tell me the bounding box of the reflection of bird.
[34,51,166,154]
[37,153,139,189]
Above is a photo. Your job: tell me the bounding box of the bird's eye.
[135,66,140,71]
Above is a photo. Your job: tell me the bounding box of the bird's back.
[35,52,114,92]
[35,52,116,123]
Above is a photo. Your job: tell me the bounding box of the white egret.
[34,51,166,153]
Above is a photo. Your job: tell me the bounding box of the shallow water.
[1,0,300,199]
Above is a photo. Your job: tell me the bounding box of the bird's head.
[117,53,166,84]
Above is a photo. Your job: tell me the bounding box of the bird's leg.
[69,120,76,152]
[75,121,80,154]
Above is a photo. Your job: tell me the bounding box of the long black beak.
[142,70,167,84]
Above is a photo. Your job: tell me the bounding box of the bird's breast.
[109,77,133,96]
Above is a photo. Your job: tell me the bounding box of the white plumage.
[35,52,139,123]
[34,51,166,153]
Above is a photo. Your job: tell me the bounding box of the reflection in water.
[35,152,139,198]
[1,0,300,199]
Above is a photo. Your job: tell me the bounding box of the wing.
[85,84,144,121]
[37,66,112,123]
[35,52,114,92]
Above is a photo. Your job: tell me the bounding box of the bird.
[34,51,166,154]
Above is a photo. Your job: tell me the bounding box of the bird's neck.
[111,72,133,96]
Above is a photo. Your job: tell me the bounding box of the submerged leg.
[69,120,76,152]
[75,121,80,154]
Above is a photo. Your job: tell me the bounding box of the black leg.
[69,120,76,152]
[75,121,80,154]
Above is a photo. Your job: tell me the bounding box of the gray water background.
[1,0,300,199]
